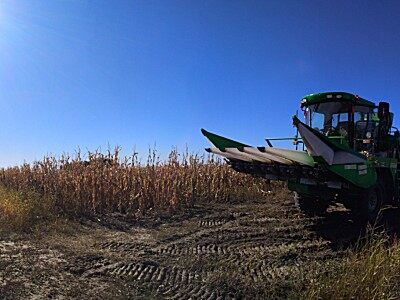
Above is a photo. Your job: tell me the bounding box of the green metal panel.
[201,129,249,150]
[293,115,368,160]
[293,115,376,189]
[328,161,377,189]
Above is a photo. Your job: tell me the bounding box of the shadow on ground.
[310,206,400,250]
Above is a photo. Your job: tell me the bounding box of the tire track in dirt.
[156,283,233,300]
[157,216,312,251]
[97,241,139,251]
[198,219,229,227]
[70,193,339,298]
[241,263,302,283]
[152,240,330,261]
[66,255,113,276]
[160,227,283,247]
[79,259,228,299]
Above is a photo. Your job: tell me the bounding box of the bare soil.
[0,189,392,300]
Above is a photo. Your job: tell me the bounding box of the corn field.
[0,148,272,217]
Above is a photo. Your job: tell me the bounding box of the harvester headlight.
[336,94,342,99]
[327,94,333,98]
[366,132,372,139]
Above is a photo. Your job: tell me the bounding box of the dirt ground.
[0,188,390,300]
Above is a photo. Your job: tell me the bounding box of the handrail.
[265,137,303,141]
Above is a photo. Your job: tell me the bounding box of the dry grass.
[0,186,53,232]
[0,148,271,222]
[304,235,400,299]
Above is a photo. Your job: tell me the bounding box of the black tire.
[351,180,386,223]
[294,192,329,216]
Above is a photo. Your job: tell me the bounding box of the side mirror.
[378,102,390,122]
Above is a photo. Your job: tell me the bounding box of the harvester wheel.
[363,182,385,223]
[294,192,329,216]
[351,181,385,223]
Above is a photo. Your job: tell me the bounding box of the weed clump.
[0,186,53,232]
[304,235,400,299]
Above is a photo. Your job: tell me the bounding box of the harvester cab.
[301,93,397,158]
[202,92,400,222]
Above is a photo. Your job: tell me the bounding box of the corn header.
[202,92,400,221]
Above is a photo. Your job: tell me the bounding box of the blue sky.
[0,0,399,166]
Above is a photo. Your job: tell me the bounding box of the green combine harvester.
[202,92,400,222]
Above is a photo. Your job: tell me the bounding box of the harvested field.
[1,151,400,299]
[2,184,393,299]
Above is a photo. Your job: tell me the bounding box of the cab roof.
[301,92,376,108]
